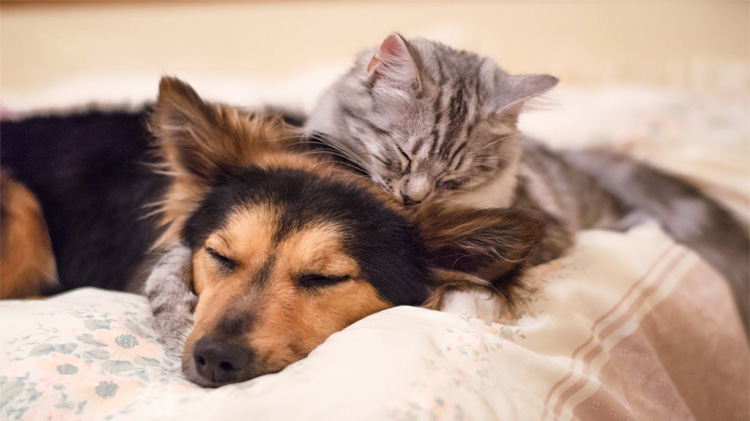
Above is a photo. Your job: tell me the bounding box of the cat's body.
[304,34,749,329]
[304,35,634,264]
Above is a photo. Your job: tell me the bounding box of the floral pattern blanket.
[2,224,747,421]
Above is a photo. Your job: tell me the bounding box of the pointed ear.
[415,204,545,289]
[496,73,558,114]
[366,33,421,90]
[151,76,238,183]
[150,76,290,184]
[149,77,297,248]
[481,58,558,115]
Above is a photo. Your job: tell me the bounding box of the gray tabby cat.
[144,243,195,352]
[304,34,749,330]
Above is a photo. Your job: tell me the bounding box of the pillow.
[1,224,747,420]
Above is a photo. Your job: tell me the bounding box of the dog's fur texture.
[0,171,59,298]
[0,77,545,387]
[1,109,165,293]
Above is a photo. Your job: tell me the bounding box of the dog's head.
[151,77,544,387]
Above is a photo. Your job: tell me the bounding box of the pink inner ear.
[366,55,383,74]
[366,34,415,82]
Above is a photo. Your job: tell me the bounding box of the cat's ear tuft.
[367,34,421,90]
[495,73,558,114]
[480,58,558,115]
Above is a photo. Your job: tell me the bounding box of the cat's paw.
[440,288,504,322]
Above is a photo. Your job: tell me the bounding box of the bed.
[1,75,748,420]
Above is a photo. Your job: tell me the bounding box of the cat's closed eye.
[439,179,464,190]
[396,146,412,173]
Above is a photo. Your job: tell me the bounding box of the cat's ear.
[502,73,558,111]
[366,33,421,90]
[415,204,545,285]
[482,60,558,114]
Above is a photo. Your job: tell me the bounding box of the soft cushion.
[1,223,747,420]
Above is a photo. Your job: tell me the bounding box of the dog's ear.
[414,204,545,308]
[151,76,291,184]
[150,77,296,247]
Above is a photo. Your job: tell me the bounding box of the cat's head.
[310,34,557,206]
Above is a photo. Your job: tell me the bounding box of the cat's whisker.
[302,149,366,165]
[307,161,372,181]
[474,154,514,164]
[476,163,505,173]
[302,151,372,175]
[475,134,513,152]
[313,137,371,169]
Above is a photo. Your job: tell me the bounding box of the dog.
[0,77,545,387]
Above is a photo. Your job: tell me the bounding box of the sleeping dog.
[0,77,544,387]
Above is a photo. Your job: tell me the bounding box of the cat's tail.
[564,149,750,334]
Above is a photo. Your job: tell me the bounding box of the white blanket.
[2,224,747,420]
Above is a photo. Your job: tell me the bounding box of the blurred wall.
[1,1,748,95]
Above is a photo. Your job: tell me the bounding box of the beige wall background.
[1,1,748,97]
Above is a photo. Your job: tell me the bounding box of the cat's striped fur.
[304,34,749,331]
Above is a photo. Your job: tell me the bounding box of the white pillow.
[1,224,747,420]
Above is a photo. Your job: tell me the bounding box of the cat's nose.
[401,176,431,205]
[402,194,422,206]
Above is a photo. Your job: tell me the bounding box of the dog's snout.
[193,336,251,384]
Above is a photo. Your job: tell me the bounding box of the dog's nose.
[193,336,250,384]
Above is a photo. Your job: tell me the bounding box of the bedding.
[1,224,748,420]
[1,75,748,420]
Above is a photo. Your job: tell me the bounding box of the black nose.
[193,336,251,384]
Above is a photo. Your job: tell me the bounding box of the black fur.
[183,166,431,306]
[1,109,432,306]
[1,110,167,292]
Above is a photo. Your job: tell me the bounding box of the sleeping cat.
[304,34,631,266]
[303,34,750,330]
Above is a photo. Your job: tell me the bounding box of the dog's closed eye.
[297,274,351,290]
[206,247,238,273]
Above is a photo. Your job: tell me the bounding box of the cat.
[303,34,749,330]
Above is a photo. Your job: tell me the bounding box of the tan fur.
[250,275,387,373]
[151,78,401,252]
[150,78,306,249]
[0,171,59,298]
[184,205,387,384]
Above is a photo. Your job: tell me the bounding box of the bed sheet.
[2,224,747,421]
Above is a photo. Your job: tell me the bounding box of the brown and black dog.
[0,77,545,387]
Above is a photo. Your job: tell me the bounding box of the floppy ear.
[414,204,545,308]
[366,33,421,90]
